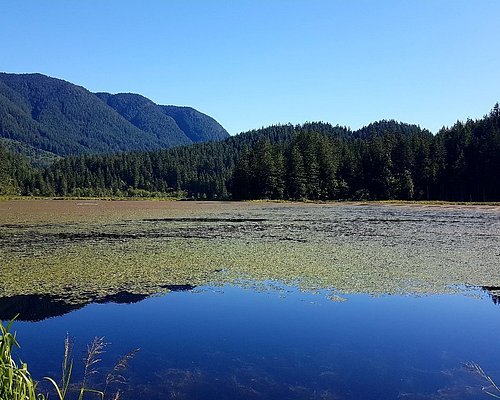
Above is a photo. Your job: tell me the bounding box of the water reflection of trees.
[481,286,500,305]
[0,285,195,322]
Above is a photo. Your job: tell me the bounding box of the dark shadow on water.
[481,286,500,305]
[0,286,196,322]
[161,284,196,292]
[0,294,84,322]
[141,218,268,223]
[94,291,149,305]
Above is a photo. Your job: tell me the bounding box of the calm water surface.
[11,285,500,400]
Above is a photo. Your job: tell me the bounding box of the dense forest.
[0,72,229,159]
[1,103,499,201]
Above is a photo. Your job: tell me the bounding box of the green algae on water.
[1,200,500,304]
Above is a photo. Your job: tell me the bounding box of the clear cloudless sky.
[1,0,499,134]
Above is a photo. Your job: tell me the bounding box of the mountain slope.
[0,138,59,168]
[0,73,151,155]
[94,92,192,147]
[94,93,229,146]
[0,73,229,158]
[159,105,229,143]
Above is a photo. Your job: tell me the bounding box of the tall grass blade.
[0,317,45,400]
[103,348,139,397]
[466,361,500,398]
[44,376,65,400]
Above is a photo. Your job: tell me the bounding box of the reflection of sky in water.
[12,285,500,399]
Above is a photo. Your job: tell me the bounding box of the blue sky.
[1,1,499,134]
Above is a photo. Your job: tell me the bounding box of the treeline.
[0,144,37,195]
[1,104,499,201]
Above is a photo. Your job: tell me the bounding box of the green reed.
[1,319,137,400]
[0,317,43,400]
[45,335,138,400]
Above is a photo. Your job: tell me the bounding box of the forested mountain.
[0,137,59,168]
[93,92,191,148]
[1,103,498,201]
[0,143,36,195]
[159,105,230,143]
[95,93,228,145]
[0,73,229,159]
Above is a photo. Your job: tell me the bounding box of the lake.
[1,200,500,399]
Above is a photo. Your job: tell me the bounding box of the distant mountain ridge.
[95,92,229,146]
[0,72,229,160]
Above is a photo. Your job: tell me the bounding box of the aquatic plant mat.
[1,200,500,308]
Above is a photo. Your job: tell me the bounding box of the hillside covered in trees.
[0,72,229,160]
[1,103,499,202]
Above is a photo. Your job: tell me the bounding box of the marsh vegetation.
[1,200,500,309]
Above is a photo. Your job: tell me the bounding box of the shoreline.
[1,195,500,208]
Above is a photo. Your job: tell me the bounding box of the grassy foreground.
[0,319,40,400]
[0,319,137,400]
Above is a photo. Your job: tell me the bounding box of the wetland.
[1,200,500,399]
